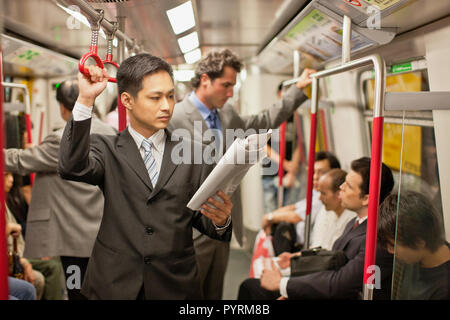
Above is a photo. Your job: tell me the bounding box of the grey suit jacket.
[4,117,116,258]
[168,85,307,245]
[286,218,394,299]
[58,117,232,299]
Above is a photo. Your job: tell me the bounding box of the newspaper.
[187,130,272,211]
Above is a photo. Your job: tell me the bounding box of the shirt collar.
[355,216,368,225]
[189,91,218,121]
[128,125,166,154]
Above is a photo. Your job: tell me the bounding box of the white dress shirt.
[73,101,165,184]
[310,208,357,250]
[294,190,323,244]
[72,101,230,230]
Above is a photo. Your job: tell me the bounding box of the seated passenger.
[251,169,356,278]
[8,277,36,300]
[378,191,449,299]
[4,172,44,299]
[239,157,394,300]
[6,219,36,300]
[4,172,64,300]
[260,151,341,255]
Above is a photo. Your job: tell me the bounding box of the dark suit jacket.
[286,218,393,299]
[58,117,232,299]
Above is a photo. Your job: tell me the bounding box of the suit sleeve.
[58,116,105,186]
[4,133,60,174]
[286,238,366,299]
[191,161,232,242]
[238,85,307,130]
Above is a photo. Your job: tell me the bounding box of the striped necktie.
[141,139,159,187]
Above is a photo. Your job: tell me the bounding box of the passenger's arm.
[262,207,302,231]
[286,240,365,299]
[239,69,315,130]
[58,66,108,186]
[4,133,61,175]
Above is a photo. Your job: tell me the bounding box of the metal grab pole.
[283,54,386,298]
[116,15,127,132]
[342,15,352,64]
[304,77,318,249]
[363,58,386,301]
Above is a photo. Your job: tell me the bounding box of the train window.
[362,63,446,300]
[390,119,446,300]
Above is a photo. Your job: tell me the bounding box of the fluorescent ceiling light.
[166,1,196,35]
[177,31,199,54]
[174,70,195,82]
[184,48,202,64]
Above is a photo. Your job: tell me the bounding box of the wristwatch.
[267,212,273,222]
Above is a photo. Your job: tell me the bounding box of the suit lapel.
[117,128,153,191]
[149,130,178,199]
[182,96,209,137]
[333,218,367,251]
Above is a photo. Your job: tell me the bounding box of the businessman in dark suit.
[238,157,394,300]
[58,54,233,300]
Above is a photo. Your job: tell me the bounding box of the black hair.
[315,151,341,169]
[326,169,347,193]
[191,49,242,89]
[56,79,79,111]
[378,191,445,252]
[117,53,173,98]
[350,157,394,204]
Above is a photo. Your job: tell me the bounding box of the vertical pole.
[304,77,319,249]
[342,15,352,65]
[277,123,286,208]
[363,56,386,300]
[0,51,9,300]
[24,89,34,185]
[116,15,127,132]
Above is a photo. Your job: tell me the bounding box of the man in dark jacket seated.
[238,157,394,299]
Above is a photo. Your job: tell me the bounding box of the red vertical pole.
[319,109,329,151]
[363,116,384,286]
[24,113,34,185]
[0,51,9,300]
[294,113,305,164]
[304,77,319,249]
[277,122,286,208]
[117,95,126,132]
[305,112,317,218]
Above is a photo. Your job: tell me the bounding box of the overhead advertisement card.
[282,8,374,62]
[341,0,405,14]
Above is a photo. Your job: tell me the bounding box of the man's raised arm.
[58,66,109,186]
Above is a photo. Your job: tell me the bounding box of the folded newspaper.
[187,130,272,211]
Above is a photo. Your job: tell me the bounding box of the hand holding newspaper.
[187,130,272,211]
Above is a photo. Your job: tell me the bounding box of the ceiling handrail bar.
[283,53,386,300]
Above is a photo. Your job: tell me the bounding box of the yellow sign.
[366,71,423,176]
[381,123,422,177]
